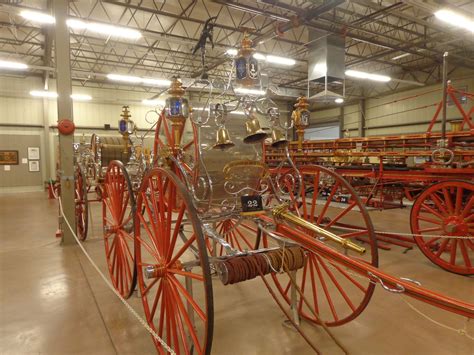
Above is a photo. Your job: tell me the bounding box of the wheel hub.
[144,261,183,279]
[443,216,468,236]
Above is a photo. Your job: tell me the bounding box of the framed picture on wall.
[28,160,40,172]
[28,147,40,160]
[0,150,19,165]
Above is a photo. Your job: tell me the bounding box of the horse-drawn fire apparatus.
[265,83,474,276]
[67,34,473,354]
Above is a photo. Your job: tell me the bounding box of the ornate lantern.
[165,77,189,147]
[118,105,134,153]
[235,31,260,87]
[291,96,310,150]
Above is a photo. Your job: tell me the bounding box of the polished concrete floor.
[0,191,473,354]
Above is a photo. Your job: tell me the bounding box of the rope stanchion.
[54,192,176,354]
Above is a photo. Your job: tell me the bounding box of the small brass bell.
[213,126,235,149]
[270,128,289,148]
[243,116,268,144]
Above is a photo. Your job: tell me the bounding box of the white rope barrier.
[55,193,176,354]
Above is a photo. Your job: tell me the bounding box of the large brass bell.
[270,128,289,148]
[243,116,268,144]
[213,126,235,150]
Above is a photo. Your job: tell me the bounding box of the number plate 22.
[241,195,263,215]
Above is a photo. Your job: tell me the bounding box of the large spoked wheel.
[103,160,137,298]
[411,180,474,275]
[75,165,88,241]
[135,168,213,354]
[268,165,378,326]
[206,218,259,257]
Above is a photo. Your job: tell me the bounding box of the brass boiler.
[90,133,132,168]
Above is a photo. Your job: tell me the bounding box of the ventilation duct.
[308,29,345,103]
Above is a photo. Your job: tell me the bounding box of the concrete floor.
[0,191,473,354]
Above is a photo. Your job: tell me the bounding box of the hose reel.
[217,246,305,285]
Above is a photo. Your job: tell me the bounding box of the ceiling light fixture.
[141,78,172,87]
[107,74,169,87]
[234,87,266,96]
[266,55,296,66]
[30,90,58,98]
[345,70,391,82]
[0,60,28,70]
[107,74,142,83]
[435,9,474,32]
[226,48,238,56]
[142,99,165,106]
[335,98,344,104]
[20,10,55,24]
[71,94,92,101]
[67,19,142,39]
[253,53,266,61]
[391,53,411,60]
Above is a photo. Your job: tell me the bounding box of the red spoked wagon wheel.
[103,160,137,298]
[267,165,378,326]
[75,165,88,241]
[411,180,474,275]
[135,168,213,354]
[206,218,259,256]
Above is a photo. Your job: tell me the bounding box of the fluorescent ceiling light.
[253,53,266,60]
[226,48,238,56]
[0,60,28,70]
[20,10,55,24]
[345,70,391,82]
[141,78,171,87]
[234,87,266,96]
[71,94,92,101]
[251,53,295,66]
[266,55,295,66]
[142,99,165,106]
[67,19,142,39]
[391,53,411,60]
[435,9,474,32]
[107,74,169,87]
[107,74,142,83]
[335,98,344,104]
[30,90,58,98]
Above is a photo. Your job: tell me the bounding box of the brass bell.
[213,126,235,150]
[270,128,289,148]
[243,116,268,144]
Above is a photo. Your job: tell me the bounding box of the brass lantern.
[291,96,310,150]
[235,31,260,87]
[165,77,189,147]
[118,105,134,153]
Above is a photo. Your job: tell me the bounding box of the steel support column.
[42,0,53,181]
[339,105,345,138]
[359,99,366,137]
[53,0,75,245]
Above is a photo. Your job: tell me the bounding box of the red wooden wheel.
[135,168,213,354]
[75,165,88,241]
[103,160,137,298]
[206,218,259,256]
[267,165,378,326]
[411,180,474,275]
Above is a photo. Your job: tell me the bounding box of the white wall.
[311,73,474,138]
[0,76,166,186]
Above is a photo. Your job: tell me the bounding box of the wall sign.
[28,160,40,172]
[0,150,19,165]
[28,147,40,160]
